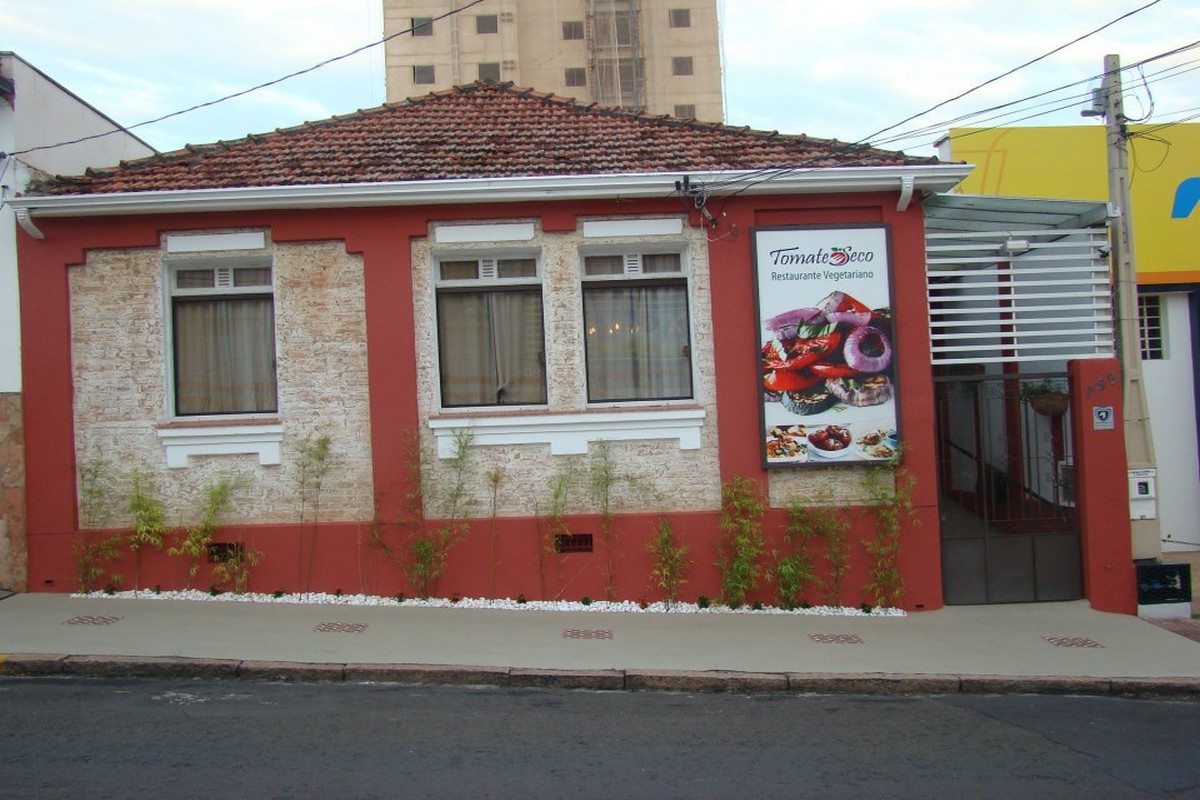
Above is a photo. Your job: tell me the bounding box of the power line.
[870,45,1200,150]
[1,0,492,160]
[704,40,1200,200]
[692,5,1181,200]
[857,0,1166,145]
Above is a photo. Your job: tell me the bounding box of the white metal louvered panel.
[926,228,1114,365]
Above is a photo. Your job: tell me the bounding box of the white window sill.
[427,407,705,458]
[157,423,284,468]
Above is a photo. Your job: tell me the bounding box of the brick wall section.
[69,235,374,528]
[0,393,26,590]
[410,220,723,518]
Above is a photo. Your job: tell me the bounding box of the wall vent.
[554,533,594,553]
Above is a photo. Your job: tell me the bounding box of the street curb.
[2,654,1198,699]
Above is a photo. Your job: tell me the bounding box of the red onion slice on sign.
[843,326,892,373]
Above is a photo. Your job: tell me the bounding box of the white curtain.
[584,284,691,401]
[175,298,277,415]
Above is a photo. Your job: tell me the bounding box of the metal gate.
[935,376,1082,604]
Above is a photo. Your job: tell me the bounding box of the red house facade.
[8,83,1135,612]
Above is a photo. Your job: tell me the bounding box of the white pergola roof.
[923,193,1114,366]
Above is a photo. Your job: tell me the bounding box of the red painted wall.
[1069,358,1137,613]
[18,191,954,609]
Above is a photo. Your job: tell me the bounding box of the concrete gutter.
[2,654,1197,699]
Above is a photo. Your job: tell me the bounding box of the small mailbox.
[1129,468,1157,520]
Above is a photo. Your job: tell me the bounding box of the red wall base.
[1070,358,1137,614]
[28,506,937,611]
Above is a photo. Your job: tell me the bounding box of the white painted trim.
[428,407,705,457]
[157,424,284,468]
[7,166,974,219]
[165,231,266,252]
[1137,602,1192,620]
[435,222,536,243]
[582,218,684,238]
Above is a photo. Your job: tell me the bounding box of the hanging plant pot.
[1029,392,1069,417]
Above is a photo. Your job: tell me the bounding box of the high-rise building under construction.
[383,0,724,121]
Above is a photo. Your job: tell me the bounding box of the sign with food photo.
[753,225,899,468]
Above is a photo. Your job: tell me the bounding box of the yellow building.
[383,0,724,122]
[940,125,1200,285]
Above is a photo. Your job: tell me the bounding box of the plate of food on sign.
[765,424,809,463]
[761,290,899,463]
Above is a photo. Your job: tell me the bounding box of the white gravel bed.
[72,589,905,616]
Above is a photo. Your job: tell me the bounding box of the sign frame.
[752,224,901,469]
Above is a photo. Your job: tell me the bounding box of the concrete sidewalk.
[1,593,1197,697]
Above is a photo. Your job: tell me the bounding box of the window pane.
[478,62,501,82]
[413,65,435,84]
[437,290,546,406]
[440,261,479,281]
[584,255,624,276]
[233,267,272,287]
[497,258,536,278]
[562,20,584,40]
[669,9,691,27]
[564,67,587,87]
[476,14,499,34]
[412,17,433,36]
[674,104,696,119]
[176,269,214,289]
[584,284,692,402]
[174,297,277,415]
[642,253,682,274]
[672,57,694,76]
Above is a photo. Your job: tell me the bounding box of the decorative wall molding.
[428,407,706,457]
[157,423,283,468]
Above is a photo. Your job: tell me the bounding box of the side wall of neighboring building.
[0,53,156,591]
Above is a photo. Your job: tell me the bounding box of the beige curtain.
[583,284,691,402]
[437,290,546,406]
[174,298,277,415]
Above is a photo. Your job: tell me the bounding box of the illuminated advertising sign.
[753,225,899,468]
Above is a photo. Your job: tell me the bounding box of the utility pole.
[1099,53,1160,560]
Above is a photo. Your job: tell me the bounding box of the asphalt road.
[3,677,1198,799]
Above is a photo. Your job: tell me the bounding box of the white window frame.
[579,245,696,406]
[431,248,548,411]
[1138,293,1166,360]
[160,247,282,468]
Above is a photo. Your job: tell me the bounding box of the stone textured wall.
[69,234,374,528]
[411,218,723,518]
[0,393,26,590]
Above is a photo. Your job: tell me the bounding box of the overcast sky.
[3,0,1198,158]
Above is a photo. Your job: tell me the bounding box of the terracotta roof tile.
[36,82,939,196]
